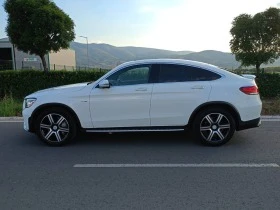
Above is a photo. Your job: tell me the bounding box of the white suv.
[22,59,262,146]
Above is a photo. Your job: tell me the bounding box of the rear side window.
[158,64,221,83]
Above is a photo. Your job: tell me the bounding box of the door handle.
[191,85,204,89]
[135,87,147,91]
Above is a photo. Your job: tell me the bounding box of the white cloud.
[137,0,280,52]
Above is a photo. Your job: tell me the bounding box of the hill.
[70,42,280,69]
[70,42,193,69]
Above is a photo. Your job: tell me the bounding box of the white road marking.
[73,163,279,168]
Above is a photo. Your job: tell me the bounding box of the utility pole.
[79,36,89,69]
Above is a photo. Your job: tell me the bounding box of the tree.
[230,7,280,75]
[4,0,75,72]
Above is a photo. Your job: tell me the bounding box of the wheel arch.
[29,103,82,132]
[188,101,241,128]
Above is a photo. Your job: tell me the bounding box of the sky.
[0,0,280,52]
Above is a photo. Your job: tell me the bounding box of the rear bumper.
[237,117,261,131]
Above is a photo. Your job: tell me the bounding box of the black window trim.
[94,61,225,88]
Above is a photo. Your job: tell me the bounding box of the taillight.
[239,86,259,95]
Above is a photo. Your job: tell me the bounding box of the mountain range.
[70,42,280,69]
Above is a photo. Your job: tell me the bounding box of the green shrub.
[0,95,22,116]
[256,73,280,98]
[0,70,106,99]
[0,70,279,100]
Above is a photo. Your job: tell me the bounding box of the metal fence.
[0,60,13,70]
[48,64,109,71]
[0,62,110,72]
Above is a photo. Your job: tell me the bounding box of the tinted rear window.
[158,64,221,82]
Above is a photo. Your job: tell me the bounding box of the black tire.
[192,108,236,146]
[34,107,77,146]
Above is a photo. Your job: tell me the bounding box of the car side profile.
[22,59,262,146]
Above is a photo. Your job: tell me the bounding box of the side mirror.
[98,79,110,88]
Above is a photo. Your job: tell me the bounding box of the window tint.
[107,65,151,86]
[185,66,221,81]
[158,64,221,83]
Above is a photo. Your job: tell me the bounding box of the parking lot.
[0,120,280,209]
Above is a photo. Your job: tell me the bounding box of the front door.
[90,64,153,128]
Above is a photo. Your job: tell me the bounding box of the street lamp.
[79,36,89,69]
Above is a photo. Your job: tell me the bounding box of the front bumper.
[236,117,261,131]
[22,109,34,132]
[23,117,29,131]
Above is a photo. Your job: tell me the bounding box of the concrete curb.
[0,116,280,121]
[260,115,280,119]
[0,117,23,121]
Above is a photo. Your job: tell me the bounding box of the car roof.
[97,59,240,84]
[117,59,221,71]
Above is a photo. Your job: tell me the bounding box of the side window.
[159,64,185,83]
[158,64,221,83]
[185,66,221,81]
[107,65,151,86]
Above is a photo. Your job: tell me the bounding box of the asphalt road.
[0,121,280,210]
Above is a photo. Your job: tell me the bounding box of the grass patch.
[261,98,280,115]
[0,95,22,117]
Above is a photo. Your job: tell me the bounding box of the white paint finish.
[2,115,280,121]
[22,83,94,128]
[208,78,262,122]
[150,81,211,126]
[22,111,30,131]
[21,59,263,136]
[90,84,153,128]
[73,163,279,168]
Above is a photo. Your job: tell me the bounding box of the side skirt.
[85,126,186,133]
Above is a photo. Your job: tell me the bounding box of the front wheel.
[193,108,236,146]
[35,108,77,146]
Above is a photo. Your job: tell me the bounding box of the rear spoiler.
[241,74,256,80]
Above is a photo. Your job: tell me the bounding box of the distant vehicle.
[22,59,262,146]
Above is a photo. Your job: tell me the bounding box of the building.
[0,38,76,70]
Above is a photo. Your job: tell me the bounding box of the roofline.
[0,40,12,44]
[0,37,10,43]
[117,59,221,71]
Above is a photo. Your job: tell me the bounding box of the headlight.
[25,98,37,108]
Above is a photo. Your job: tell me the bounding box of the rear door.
[150,64,221,126]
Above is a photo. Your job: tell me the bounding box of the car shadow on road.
[72,131,200,147]
[70,129,247,148]
[21,130,246,148]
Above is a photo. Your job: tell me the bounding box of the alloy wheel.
[200,113,231,142]
[40,113,70,142]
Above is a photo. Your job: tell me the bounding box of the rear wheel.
[193,108,236,146]
[35,108,77,146]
